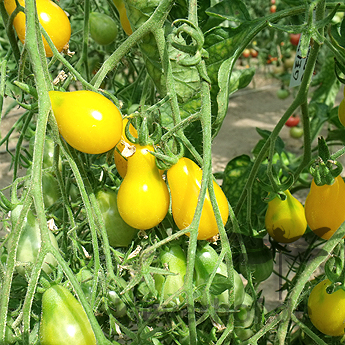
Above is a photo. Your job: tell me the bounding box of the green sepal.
[309,137,343,186]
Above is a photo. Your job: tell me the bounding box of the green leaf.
[205,0,251,23]
[209,273,233,295]
[255,128,285,155]
[310,51,341,107]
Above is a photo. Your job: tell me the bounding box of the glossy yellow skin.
[265,190,307,243]
[338,98,345,127]
[167,157,229,240]
[308,279,345,336]
[49,90,123,155]
[114,118,137,178]
[305,176,345,240]
[4,0,71,57]
[117,145,169,230]
[112,0,133,35]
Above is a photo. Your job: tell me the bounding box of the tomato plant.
[49,90,123,154]
[265,190,307,243]
[39,284,97,344]
[305,175,345,240]
[1,0,345,344]
[4,0,71,57]
[308,279,345,337]
[89,12,118,46]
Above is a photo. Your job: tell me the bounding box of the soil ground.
[0,70,343,311]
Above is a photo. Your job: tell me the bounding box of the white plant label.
[289,35,311,88]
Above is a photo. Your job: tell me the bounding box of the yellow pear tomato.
[305,175,345,240]
[167,157,229,240]
[4,0,71,57]
[265,190,307,243]
[49,90,123,155]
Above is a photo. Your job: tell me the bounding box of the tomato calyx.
[309,137,343,186]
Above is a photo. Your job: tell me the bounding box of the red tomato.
[285,115,300,127]
[270,5,276,13]
[290,33,301,46]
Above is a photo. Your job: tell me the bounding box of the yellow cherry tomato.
[338,98,345,127]
[4,0,71,57]
[49,90,123,155]
[114,118,137,178]
[112,0,132,35]
[308,279,345,336]
[305,175,345,240]
[116,144,169,230]
[167,157,229,240]
[265,190,307,243]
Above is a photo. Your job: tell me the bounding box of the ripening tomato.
[250,49,258,58]
[89,12,118,45]
[117,144,169,230]
[265,190,307,243]
[270,5,276,13]
[308,279,345,336]
[305,175,345,240]
[290,33,301,46]
[167,157,229,240]
[39,284,97,345]
[49,90,123,154]
[338,98,345,127]
[4,0,71,57]
[114,118,138,178]
[242,48,250,58]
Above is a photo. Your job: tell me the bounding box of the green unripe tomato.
[276,88,290,100]
[89,12,118,45]
[96,188,137,247]
[39,284,96,344]
[10,205,59,275]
